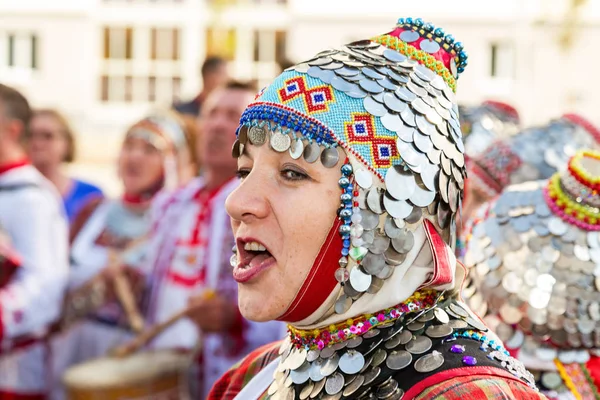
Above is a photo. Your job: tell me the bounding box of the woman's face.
[26,114,69,169]
[226,141,343,322]
[117,135,163,195]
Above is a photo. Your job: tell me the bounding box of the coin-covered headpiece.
[459,100,520,160]
[463,149,600,374]
[468,114,600,201]
[232,17,469,326]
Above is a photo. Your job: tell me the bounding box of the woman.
[209,17,543,399]
[463,149,600,398]
[50,110,194,400]
[25,109,103,222]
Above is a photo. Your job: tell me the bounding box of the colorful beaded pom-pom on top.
[545,149,600,231]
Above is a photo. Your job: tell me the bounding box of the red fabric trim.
[483,100,520,121]
[277,219,342,322]
[404,365,532,399]
[166,269,207,287]
[586,355,600,391]
[563,113,600,144]
[0,393,45,400]
[0,159,28,176]
[421,220,453,288]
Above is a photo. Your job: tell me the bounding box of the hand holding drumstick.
[111,289,221,358]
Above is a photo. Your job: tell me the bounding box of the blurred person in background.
[143,81,283,398]
[49,111,195,400]
[0,84,68,399]
[25,109,104,223]
[174,56,229,118]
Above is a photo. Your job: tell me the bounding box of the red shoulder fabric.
[69,196,104,244]
[207,341,281,400]
[586,355,600,391]
[413,373,546,400]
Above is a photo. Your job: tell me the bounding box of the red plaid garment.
[207,341,281,400]
[415,374,548,400]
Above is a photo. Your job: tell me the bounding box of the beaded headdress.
[232,17,468,321]
[126,110,191,190]
[463,150,600,379]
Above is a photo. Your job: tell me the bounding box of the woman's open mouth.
[233,238,276,283]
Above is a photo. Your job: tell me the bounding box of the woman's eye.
[236,169,250,180]
[281,169,308,181]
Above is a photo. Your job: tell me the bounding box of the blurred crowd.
[1,46,600,400]
[0,57,286,399]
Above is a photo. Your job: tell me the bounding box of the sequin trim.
[287,289,439,350]
[371,34,457,92]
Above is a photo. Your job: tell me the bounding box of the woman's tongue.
[249,251,273,268]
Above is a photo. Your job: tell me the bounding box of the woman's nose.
[225,172,270,224]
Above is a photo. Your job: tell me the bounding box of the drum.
[63,350,190,400]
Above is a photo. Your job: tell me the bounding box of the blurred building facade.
[0,0,598,192]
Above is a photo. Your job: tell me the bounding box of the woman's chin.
[238,287,286,322]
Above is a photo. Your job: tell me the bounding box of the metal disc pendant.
[370,348,387,367]
[414,350,445,373]
[309,359,325,382]
[248,125,267,145]
[362,252,385,275]
[386,350,413,370]
[231,140,242,158]
[406,335,433,354]
[321,147,340,168]
[363,366,381,386]
[289,139,304,159]
[300,381,314,400]
[391,230,415,254]
[325,372,345,395]
[343,374,365,397]
[355,168,373,189]
[425,324,454,338]
[270,131,292,152]
[335,294,352,314]
[346,336,363,349]
[321,353,340,377]
[303,142,321,163]
[434,308,450,324]
[339,350,365,374]
[288,348,308,370]
[399,330,413,344]
[320,346,336,359]
[350,267,372,292]
[290,361,311,384]
[310,378,326,397]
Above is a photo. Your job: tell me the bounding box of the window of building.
[490,42,514,79]
[104,27,133,59]
[151,28,180,60]
[5,33,38,70]
[252,30,287,63]
[206,28,236,60]
[7,34,15,67]
[30,34,38,69]
[100,26,181,104]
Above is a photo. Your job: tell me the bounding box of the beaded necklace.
[287,289,439,350]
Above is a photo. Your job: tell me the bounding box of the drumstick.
[110,308,190,358]
[107,246,146,333]
[113,271,145,333]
